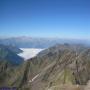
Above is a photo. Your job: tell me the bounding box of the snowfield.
[18,48,43,60]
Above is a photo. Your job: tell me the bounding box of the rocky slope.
[0,44,90,90]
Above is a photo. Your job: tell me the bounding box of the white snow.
[29,74,40,83]
[18,48,43,60]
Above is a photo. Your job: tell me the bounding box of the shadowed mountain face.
[0,44,24,65]
[0,44,90,90]
[0,44,24,87]
[0,44,22,54]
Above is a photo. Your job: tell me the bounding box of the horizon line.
[0,35,90,41]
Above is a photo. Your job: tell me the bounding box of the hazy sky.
[0,0,90,39]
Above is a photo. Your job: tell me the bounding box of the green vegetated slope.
[0,44,90,90]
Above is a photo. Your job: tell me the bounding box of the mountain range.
[0,36,90,48]
[0,43,90,90]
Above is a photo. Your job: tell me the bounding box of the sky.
[0,0,90,39]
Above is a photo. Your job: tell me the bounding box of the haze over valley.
[18,48,43,60]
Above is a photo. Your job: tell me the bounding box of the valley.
[0,0,89,89]
[18,48,43,60]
